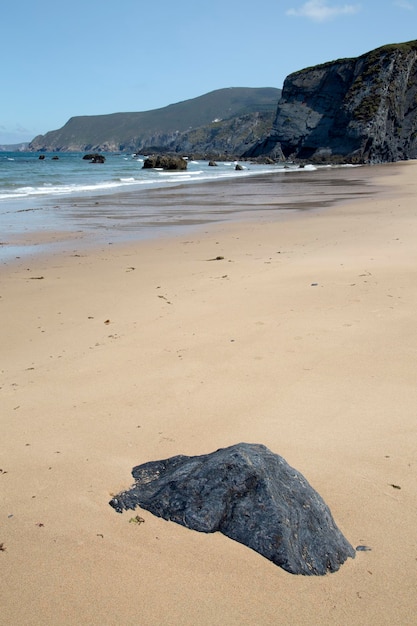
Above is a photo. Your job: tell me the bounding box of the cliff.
[28,88,280,154]
[153,110,275,158]
[244,41,417,164]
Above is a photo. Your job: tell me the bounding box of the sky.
[1,0,416,144]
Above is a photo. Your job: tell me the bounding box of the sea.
[0,151,364,261]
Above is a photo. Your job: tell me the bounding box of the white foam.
[159,174,193,182]
[157,171,193,177]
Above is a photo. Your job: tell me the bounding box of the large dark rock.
[109,443,355,575]
[142,154,187,170]
[243,40,417,164]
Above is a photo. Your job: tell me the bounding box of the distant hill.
[0,142,29,151]
[28,88,281,154]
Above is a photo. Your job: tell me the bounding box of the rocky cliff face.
[244,41,417,164]
[149,111,275,157]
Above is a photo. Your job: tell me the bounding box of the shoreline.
[0,162,395,265]
[1,160,416,625]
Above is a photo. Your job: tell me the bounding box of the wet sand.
[1,164,384,261]
[1,161,416,625]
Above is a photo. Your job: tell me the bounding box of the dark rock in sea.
[142,154,187,171]
[208,160,218,166]
[109,443,355,575]
[83,153,106,163]
[38,155,45,160]
[235,163,244,170]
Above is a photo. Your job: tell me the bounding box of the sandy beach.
[1,162,416,625]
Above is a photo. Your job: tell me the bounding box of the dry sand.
[1,162,416,625]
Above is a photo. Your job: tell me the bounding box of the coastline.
[1,160,416,625]
[0,163,392,264]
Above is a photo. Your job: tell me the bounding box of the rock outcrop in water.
[82,153,106,163]
[243,40,417,164]
[109,443,355,575]
[142,154,187,171]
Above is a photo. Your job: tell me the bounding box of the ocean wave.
[158,170,204,177]
[0,166,289,200]
[158,174,194,182]
[157,171,192,176]
[0,176,169,200]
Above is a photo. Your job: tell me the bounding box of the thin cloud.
[286,1,361,22]
[0,123,34,144]
[14,124,31,134]
[394,0,414,9]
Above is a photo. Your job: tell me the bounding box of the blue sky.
[1,0,416,144]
